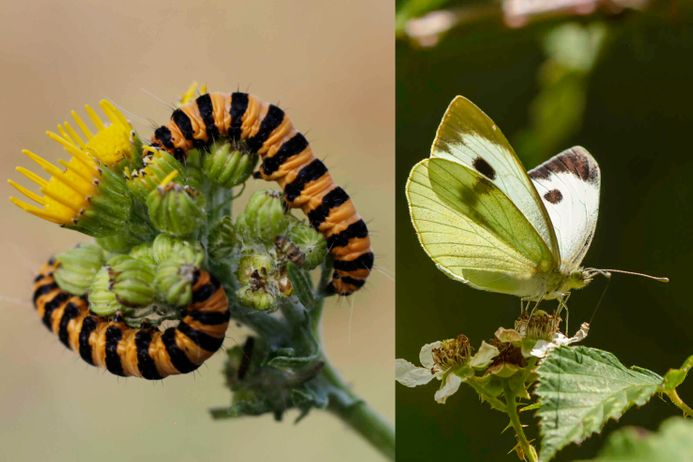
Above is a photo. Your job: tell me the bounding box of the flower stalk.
[664,389,693,416]
[503,382,538,462]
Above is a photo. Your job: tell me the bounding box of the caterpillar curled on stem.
[32,259,229,379]
[150,91,374,295]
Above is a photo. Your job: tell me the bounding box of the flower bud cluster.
[203,143,257,188]
[54,243,105,295]
[230,190,328,311]
[147,173,206,237]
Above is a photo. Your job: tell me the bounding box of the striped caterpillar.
[150,91,374,295]
[32,259,229,379]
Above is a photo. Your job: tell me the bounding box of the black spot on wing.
[543,189,563,204]
[529,147,599,184]
[473,157,496,180]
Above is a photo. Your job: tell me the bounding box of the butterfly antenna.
[595,268,669,283]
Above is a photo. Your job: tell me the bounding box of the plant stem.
[310,262,394,460]
[503,382,538,462]
[467,380,508,413]
[665,389,693,416]
[322,359,396,461]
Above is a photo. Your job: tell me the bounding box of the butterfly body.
[407,96,602,302]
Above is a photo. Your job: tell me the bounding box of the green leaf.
[287,263,317,310]
[267,354,320,370]
[209,400,271,419]
[536,346,663,462]
[662,355,693,392]
[583,417,693,462]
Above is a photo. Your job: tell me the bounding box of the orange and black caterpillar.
[150,91,374,295]
[32,259,230,379]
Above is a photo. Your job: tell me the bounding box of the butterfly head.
[560,269,593,293]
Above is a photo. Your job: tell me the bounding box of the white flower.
[530,322,590,358]
[395,337,500,404]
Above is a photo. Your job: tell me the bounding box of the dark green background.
[396,3,693,461]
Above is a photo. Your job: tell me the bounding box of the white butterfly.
[406,96,666,303]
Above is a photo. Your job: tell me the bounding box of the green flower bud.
[151,234,204,266]
[128,243,156,265]
[96,233,138,254]
[237,253,274,286]
[236,190,288,244]
[96,219,156,254]
[208,216,238,260]
[88,267,124,316]
[147,175,205,237]
[236,286,275,311]
[74,167,132,237]
[182,149,204,190]
[108,255,156,307]
[54,243,105,295]
[154,258,196,306]
[203,142,257,188]
[125,148,183,201]
[284,220,327,269]
[235,253,280,311]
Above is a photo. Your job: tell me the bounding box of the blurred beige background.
[0,1,393,460]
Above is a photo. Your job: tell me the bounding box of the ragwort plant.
[9,83,394,461]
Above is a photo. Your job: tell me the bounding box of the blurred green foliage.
[396,2,693,461]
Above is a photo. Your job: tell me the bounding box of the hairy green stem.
[503,383,538,462]
[467,380,508,413]
[308,262,395,460]
[211,203,393,458]
[323,360,396,461]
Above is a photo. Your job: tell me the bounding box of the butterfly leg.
[528,297,543,319]
[556,293,572,333]
[519,298,528,315]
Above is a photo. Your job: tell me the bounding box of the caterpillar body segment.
[32,259,230,379]
[150,91,374,295]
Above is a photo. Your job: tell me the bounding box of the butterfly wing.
[406,157,557,298]
[528,146,601,272]
[431,96,560,263]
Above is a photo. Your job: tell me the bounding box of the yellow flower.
[47,99,135,168]
[9,149,100,224]
[8,100,134,229]
[179,81,207,105]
